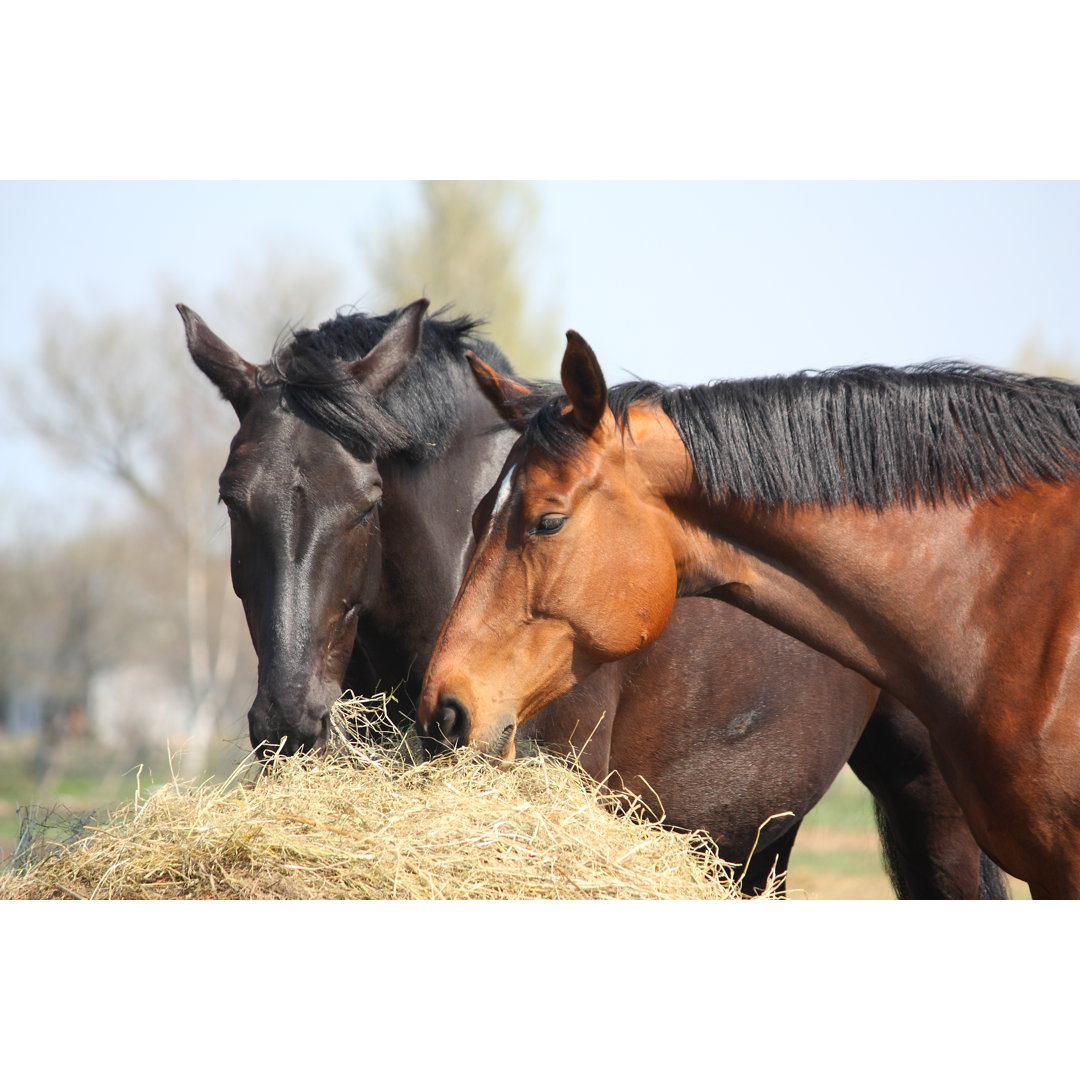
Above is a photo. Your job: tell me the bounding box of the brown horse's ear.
[467,351,534,432]
[351,297,430,396]
[178,304,258,419]
[561,330,607,435]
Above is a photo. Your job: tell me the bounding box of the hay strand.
[0,694,779,900]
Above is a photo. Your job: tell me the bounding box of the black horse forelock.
[263,306,514,461]
[521,361,1080,510]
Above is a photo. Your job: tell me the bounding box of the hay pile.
[0,695,778,900]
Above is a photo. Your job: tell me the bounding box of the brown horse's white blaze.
[419,331,1080,898]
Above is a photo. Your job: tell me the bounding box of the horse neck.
[632,411,992,720]
[698,481,1080,730]
[365,391,519,686]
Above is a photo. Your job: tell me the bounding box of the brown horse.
[420,330,1080,898]
[182,300,1003,896]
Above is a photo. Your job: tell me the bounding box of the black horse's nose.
[428,696,470,751]
[248,703,329,759]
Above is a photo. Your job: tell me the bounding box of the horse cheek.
[635,558,678,649]
[580,546,677,661]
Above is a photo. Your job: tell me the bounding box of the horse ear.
[561,330,607,435]
[351,297,430,396]
[178,304,258,419]
[466,352,534,432]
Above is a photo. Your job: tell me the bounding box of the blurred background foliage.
[366,181,558,378]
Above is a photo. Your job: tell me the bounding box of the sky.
[3,180,1080,537]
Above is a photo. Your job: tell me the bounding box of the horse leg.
[846,696,1009,899]
[737,822,799,898]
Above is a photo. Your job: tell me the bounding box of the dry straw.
[0,694,781,900]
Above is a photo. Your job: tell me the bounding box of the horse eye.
[532,514,567,536]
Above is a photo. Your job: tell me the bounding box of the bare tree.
[1013,332,1080,380]
[365,181,559,378]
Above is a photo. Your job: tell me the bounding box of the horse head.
[418,331,681,761]
[180,299,427,755]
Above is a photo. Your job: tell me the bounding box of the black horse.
[181,299,1006,898]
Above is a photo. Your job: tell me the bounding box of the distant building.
[88,663,190,751]
[2,690,44,736]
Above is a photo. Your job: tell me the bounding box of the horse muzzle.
[418,694,517,763]
[248,696,330,758]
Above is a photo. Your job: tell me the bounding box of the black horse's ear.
[178,304,258,419]
[352,297,430,396]
[561,330,606,435]
[467,352,533,432]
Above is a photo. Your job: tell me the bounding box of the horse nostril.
[435,696,470,748]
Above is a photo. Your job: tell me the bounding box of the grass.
[795,767,879,831]
[0,734,249,864]
[784,767,895,900]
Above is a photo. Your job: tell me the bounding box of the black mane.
[261,306,514,461]
[522,362,1080,509]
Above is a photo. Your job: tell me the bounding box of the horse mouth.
[418,716,517,764]
[255,735,327,762]
[250,711,331,760]
[491,721,516,761]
